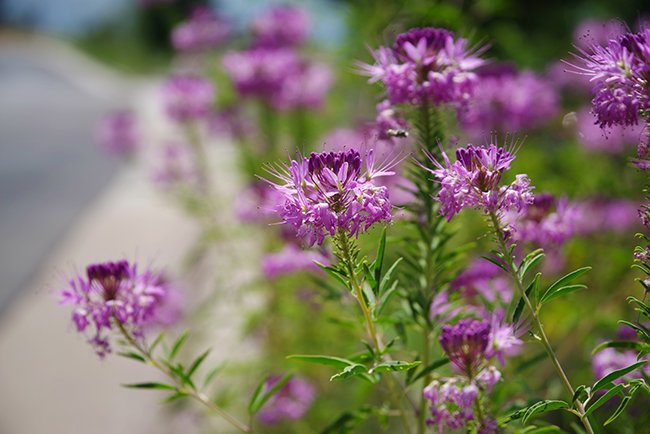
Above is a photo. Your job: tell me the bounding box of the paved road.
[0,44,123,313]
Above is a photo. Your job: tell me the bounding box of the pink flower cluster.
[264,149,394,245]
[426,143,534,221]
[96,110,139,157]
[171,6,230,52]
[223,48,331,111]
[359,27,486,109]
[161,75,216,123]
[59,260,173,358]
[257,376,316,425]
[460,65,558,139]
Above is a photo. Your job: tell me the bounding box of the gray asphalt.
[0,48,121,314]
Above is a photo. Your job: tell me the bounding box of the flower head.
[426,143,534,221]
[262,244,329,278]
[59,260,171,358]
[257,376,315,424]
[251,5,310,48]
[440,319,491,376]
[96,110,139,157]
[171,6,230,52]
[570,28,650,128]
[161,75,215,122]
[264,149,394,245]
[359,27,486,110]
[460,65,558,138]
[223,48,331,111]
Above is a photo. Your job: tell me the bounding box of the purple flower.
[475,365,502,392]
[570,29,650,128]
[573,19,627,50]
[359,27,486,110]
[573,198,639,234]
[425,143,534,221]
[235,182,287,223]
[262,244,329,278]
[264,149,394,245]
[506,193,583,248]
[161,75,215,122]
[257,376,315,424]
[223,48,331,111]
[440,318,491,376]
[450,258,512,304]
[251,5,310,48]
[460,65,558,139]
[423,377,479,433]
[485,318,523,365]
[96,110,139,157]
[59,260,171,358]
[171,6,230,52]
[152,143,199,188]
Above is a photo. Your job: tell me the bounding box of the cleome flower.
[161,74,216,123]
[358,27,486,110]
[570,28,650,128]
[263,149,395,246]
[59,260,171,358]
[425,143,534,221]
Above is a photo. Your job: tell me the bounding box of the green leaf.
[118,351,146,363]
[187,349,211,379]
[123,382,177,391]
[604,384,641,426]
[168,331,189,361]
[362,262,377,292]
[408,358,450,385]
[540,267,591,305]
[286,354,356,369]
[315,262,349,289]
[572,385,590,404]
[511,273,539,323]
[585,384,625,416]
[617,320,650,340]
[592,361,647,393]
[519,426,564,433]
[163,391,188,403]
[372,228,387,285]
[330,364,367,381]
[521,400,569,425]
[378,258,403,294]
[374,281,398,318]
[149,332,165,353]
[203,363,225,388]
[592,340,649,355]
[369,360,421,374]
[248,374,293,415]
[481,255,508,273]
[518,248,545,279]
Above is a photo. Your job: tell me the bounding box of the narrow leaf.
[481,255,508,272]
[378,258,403,294]
[540,267,591,304]
[123,382,176,391]
[592,361,647,393]
[118,351,146,363]
[585,384,625,416]
[540,284,587,304]
[287,354,356,369]
[604,384,641,426]
[369,360,421,374]
[248,373,293,415]
[521,400,568,425]
[169,331,189,361]
[187,349,211,378]
[330,364,366,381]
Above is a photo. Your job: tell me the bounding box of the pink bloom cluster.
[59,260,172,358]
[161,75,216,122]
[171,6,230,52]
[572,28,650,128]
[450,259,512,304]
[507,193,583,248]
[262,244,329,279]
[265,149,394,245]
[223,48,331,111]
[426,143,534,221]
[96,110,139,157]
[251,5,310,48]
[257,376,316,425]
[460,65,558,139]
[359,27,486,109]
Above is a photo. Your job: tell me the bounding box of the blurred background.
[0,1,649,433]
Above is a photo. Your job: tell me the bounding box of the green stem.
[487,212,595,434]
[335,229,413,434]
[116,322,251,433]
[417,328,431,434]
